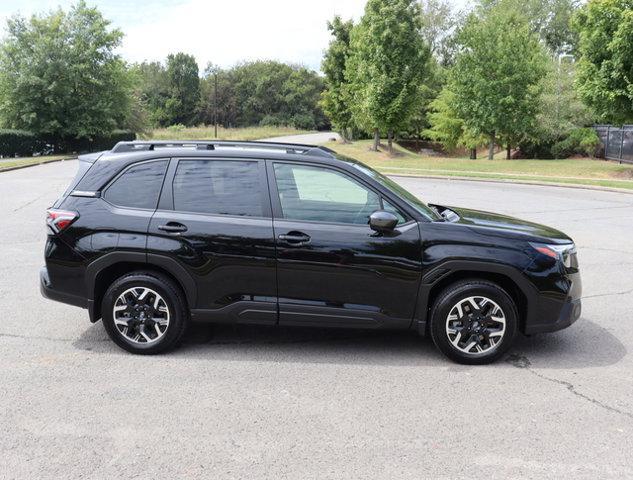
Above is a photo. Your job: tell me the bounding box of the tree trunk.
[488,132,496,160]
[387,130,394,154]
[506,143,511,160]
[470,148,477,160]
[371,129,380,151]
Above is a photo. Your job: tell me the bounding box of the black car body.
[41,140,581,363]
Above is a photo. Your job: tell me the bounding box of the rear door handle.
[158,222,188,233]
[278,231,311,245]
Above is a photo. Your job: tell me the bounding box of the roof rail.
[111,140,335,158]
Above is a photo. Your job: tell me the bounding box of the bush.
[54,130,137,153]
[519,128,601,159]
[91,129,136,151]
[259,114,290,127]
[291,112,317,130]
[552,128,601,158]
[0,129,45,157]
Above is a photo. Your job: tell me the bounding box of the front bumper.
[40,266,87,309]
[524,271,582,334]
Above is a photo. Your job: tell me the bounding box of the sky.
[0,0,471,72]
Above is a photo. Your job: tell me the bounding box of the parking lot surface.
[1,159,632,479]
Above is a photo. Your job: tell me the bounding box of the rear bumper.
[40,266,87,310]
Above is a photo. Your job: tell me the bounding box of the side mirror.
[369,210,398,233]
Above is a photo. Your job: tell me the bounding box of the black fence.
[594,125,633,164]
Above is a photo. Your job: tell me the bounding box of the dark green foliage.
[573,0,633,124]
[165,53,200,126]
[0,1,134,142]
[449,5,548,158]
[197,61,327,130]
[552,128,601,157]
[321,16,355,140]
[347,0,431,150]
[0,129,44,156]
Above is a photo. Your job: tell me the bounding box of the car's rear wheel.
[429,280,518,365]
[101,271,189,354]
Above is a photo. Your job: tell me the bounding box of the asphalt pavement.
[1,146,632,479]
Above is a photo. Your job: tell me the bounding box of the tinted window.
[274,163,380,224]
[349,162,440,220]
[105,160,167,209]
[173,160,262,216]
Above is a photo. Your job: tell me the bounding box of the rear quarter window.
[104,160,168,210]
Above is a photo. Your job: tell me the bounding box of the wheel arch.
[86,252,197,322]
[415,261,537,335]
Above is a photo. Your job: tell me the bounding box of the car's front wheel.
[101,271,189,354]
[429,280,518,364]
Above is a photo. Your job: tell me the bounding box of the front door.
[148,158,277,325]
[268,161,423,329]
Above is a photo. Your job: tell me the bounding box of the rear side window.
[172,160,262,217]
[104,160,168,209]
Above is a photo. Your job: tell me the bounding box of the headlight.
[530,242,576,268]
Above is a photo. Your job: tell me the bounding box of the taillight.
[46,209,79,233]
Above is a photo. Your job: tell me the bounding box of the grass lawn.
[328,140,633,191]
[0,155,72,172]
[142,125,313,141]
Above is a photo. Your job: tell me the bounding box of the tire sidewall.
[430,281,518,365]
[102,273,185,354]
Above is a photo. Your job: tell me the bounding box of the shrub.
[259,114,290,127]
[552,128,601,158]
[291,112,317,130]
[0,129,45,157]
[52,130,137,153]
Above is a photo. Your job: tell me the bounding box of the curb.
[384,172,633,195]
[0,156,75,173]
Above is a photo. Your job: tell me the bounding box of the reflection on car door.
[268,161,423,329]
[148,158,277,325]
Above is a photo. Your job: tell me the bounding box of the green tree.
[133,61,170,127]
[420,0,460,66]
[165,52,200,126]
[0,1,133,143]
[573,0,633,124]
[425,87,486,157]
[199,61,325,129]
[198,64,238,128]
[450,6,548,159]
[480,0,579,54]
[534,59,595,155]
[321,16,355,142]
[347,0,431,153]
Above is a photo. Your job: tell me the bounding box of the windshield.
[349,161,441,221]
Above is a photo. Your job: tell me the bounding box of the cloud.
[119,0,367,71]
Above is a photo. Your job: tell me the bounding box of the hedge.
[0,129,45,157]
[53,130,137,153]
[0,129,136,157]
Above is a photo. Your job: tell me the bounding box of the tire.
[101,271,189,354]
[429,280,518,365]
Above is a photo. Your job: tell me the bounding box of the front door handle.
[158,222,188,234]
[278,231,311,245]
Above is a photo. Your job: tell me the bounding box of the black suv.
[41,140,581,364]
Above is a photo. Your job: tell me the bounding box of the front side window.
[273,163,381,224]
[104,160,168,209]
[173,160,262,217]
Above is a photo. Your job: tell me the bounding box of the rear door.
[148,157,277,325]
[268,161,423,329]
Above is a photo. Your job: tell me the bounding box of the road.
[1,144,632,479]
